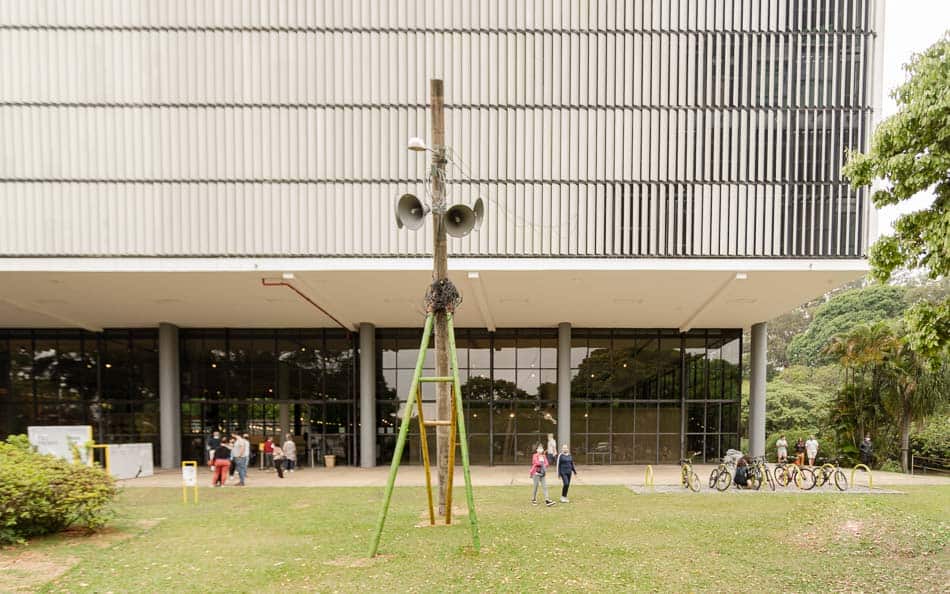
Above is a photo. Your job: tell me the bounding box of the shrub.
[910,414,950,461]
[879,459,903,473]
[0,435,117,545]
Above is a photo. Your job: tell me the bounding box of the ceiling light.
[282,272,295,280]
[735,272,748,280]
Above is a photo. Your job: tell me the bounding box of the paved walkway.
[121,464,950,489]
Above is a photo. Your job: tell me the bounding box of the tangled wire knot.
[424,278,462,313]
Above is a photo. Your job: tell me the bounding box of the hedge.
[0,435,117,545]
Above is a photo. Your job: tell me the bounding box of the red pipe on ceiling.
[260,278,351,333]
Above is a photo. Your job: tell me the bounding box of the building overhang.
[0,257,868,331]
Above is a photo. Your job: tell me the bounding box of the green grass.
[2,485,947,593]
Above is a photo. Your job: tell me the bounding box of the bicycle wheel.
[715,468,732,491]
[814,468,828,487]
[795,467,816,490]
[688,471,700,492]
[681,467,689,489]
[708,468,719,489]
[765,467,776,491]
[833,469,849,491]
[774,466,789,487]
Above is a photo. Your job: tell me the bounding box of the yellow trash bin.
[324,455,336,468]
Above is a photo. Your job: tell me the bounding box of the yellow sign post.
[88,441,111,475]
[181,461,199,503]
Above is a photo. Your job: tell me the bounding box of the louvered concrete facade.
[0,0,882,258]
[0,1,883,468]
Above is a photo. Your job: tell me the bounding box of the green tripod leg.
[447,313,480,550]
[367,314,434,558]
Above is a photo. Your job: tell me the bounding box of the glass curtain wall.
[180,329,356,467]
[0,329,160,463]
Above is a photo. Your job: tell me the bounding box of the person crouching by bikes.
[529,445,555,507]
[734,455,751,489]
[555,444,577,503]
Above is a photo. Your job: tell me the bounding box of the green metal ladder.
[368,312,480,557]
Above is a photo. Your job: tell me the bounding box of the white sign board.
[182,465,197,487]
[108,443,154,480]
[27,425,93,465]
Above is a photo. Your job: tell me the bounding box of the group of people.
[206,430,298,486]
[528,433,577,507]
[775,434,873,466]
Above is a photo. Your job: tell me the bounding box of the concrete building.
[0,0,884,467]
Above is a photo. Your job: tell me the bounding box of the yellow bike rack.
[851,464,873,490]
[644,465,655,490]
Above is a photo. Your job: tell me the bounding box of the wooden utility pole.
[429,79,451,515]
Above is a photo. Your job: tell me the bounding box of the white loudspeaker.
[444,204,477,238]
[394,194,430,230]
[472,198,485,231]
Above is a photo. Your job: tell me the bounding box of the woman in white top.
[776,435,788,463]
[804,436,819,466]
[282,435,297,472]
[546,433,557,465]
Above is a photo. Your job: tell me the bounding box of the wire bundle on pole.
[424,278,462,313]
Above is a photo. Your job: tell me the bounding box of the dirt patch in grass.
[414,506,468,527]
[0,551,79,593]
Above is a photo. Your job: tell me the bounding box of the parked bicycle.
[680,453,701,492]
[709,458,735,491]
[747,456,776,491]
[774,462,816,490]
[813,459,849,491]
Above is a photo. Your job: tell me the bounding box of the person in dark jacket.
[859,436,873,466]
[555,444,578,503]
[211,437,231,487]
[734,455,751,488]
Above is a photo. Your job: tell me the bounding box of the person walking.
[262,436,274,471]
[211,437,231,487]
[805,435,819,466]
[529,445,555,507]
[859,435,873,466]
[230,431,249,486]
[207,430,221,471]
[271,443,285,478]
[794,438,806,465]
[555,444,577,503]
[776,435,788,463]
[283,435,297,473]
[546,433,557,465]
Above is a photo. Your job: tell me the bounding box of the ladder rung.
[419,376,455,383]
[423,420,453,427]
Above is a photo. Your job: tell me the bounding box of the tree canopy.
[842,33,950,363]
[787,284,906,367]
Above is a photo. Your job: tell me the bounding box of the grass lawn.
[2,485,947,593]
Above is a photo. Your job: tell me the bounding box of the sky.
[871,1,950,239]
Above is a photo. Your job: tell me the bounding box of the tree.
[787,284,906,367]
[842,33,950,364]
[883,338,950,471]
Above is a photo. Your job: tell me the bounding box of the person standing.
[211,437,231,487]
[271,443,285,478]
[805,435,819,466]
[555,444,577,503]
[262,436,274,471]
[529,445,555,507]
[776,435,789,463]
[546,433,557,465]
[230,431,249,486]
[794,438,806,465]
[859,435,873,466]
[207,430,221,471]
[283,434,297,473]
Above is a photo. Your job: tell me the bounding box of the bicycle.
[709,458,735,491]
[813,459,849,491]
[680,453,701,492]
[747,457,775,491]
[774,462,816,490]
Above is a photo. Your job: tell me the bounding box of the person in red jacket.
[529,444,556,507]
[262,436,274,470]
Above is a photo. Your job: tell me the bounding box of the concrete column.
[557,323,571,448]
[158,323,180,469]
[749,322,767,457]
[359,323,376,468]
